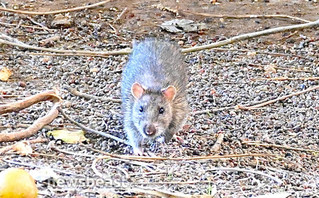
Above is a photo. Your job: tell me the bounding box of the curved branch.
[0,90,61,114]
[0,0,112,15]
[181,18,319,53]
[0,102,60,142]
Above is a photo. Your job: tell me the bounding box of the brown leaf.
[12,142,33,155]
[0,67,12,81]
[264,64,277,76]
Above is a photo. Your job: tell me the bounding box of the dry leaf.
[51,14,72,28]
[0,67,12,82]
[247,51,257,56]
[264,64,277,76]
[29,168,59,182]
[12,142,33,155]
[90,67,99,73]
[47,129,88,143]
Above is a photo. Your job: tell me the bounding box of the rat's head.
[131,82,176,139]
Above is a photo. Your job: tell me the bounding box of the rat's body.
[121,39,188,155]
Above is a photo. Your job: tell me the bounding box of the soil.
[1,0,319,197]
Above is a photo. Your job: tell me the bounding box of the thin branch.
[25,16,53,32]
[0,90,60,114]
[1,19,319,57]
[113,7,127,24]
[181,18,319,53]
[0,138,48,155]
[208,167,283,184]
[184,11,311,23]
[243,141,319,153]
[92,157,130,180]
[65,86,121,103]
[239,85,319,110]
[192,106,234,115]
[95,152,273,162]
[53,145,155,171]
[215,47,313,60]
[0,0,112,15]
[0,102,60,142]
[211,132,224,152]
[193,84,319,115]
[129,187,210,198]
[0,21,55,31]
[252,77,319,81]
[0,33,132,56]
[247,63,312,73]
[58,107,128,145]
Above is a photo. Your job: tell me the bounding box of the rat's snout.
[143,124,157,136]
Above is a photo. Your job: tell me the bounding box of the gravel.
[1,0,319,197]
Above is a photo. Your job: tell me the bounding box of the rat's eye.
[139,106,144,112]
[159,107,165,114]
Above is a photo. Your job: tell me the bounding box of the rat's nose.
[144,124,156,136]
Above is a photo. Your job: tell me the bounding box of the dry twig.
[239,85,319,110]
[91,152,273,162]
[0,91,61,142]
[113,7,127,24]
[214,48,312,60]
[92,157,130,180]
[194,84,319,115]
[58,107,128,145]
[252,77,319,81]
[211,132,224,152]
[247,63,312,73]
[181,18,319,53]
[152,4,179,16]
[0,0,112,15]
[1,19,319,57]
[243,141,319,153]
[209,167,283,184]
[0,102,60,142]
[0,90,60,114]
[0,33,132,57]
[129,187,213,198]
[0,138,48,155]
[183,11,311,23]
[65,86,121,103]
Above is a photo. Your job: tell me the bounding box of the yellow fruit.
[0,168,38,198]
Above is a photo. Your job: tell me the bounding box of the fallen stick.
[252,77,319,81]
[181,18,319,53]
[193,84,319,115]
[86,145,274,162]
[0,0,112,15]
[243,141,319,153]
[65,86,121,103]
[0,90,60,114]
[211,132,224,152]
[58,107,128,145]
[209,167,283,184]
[0,102,60,142]
[0,33,132,56]
[0,138,48,155]
[1,19,319,56]
[184,11,311,23]
[247,63,312,73]
[239,85,319,110]
[0,21,54,31]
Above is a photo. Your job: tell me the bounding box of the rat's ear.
[131,82,145,99]
[162,85,176,101]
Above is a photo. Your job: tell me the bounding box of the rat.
[121,39,188,155]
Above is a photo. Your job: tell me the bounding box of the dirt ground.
[1,0,319,197]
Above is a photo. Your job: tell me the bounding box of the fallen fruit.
[0,168,38,198]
